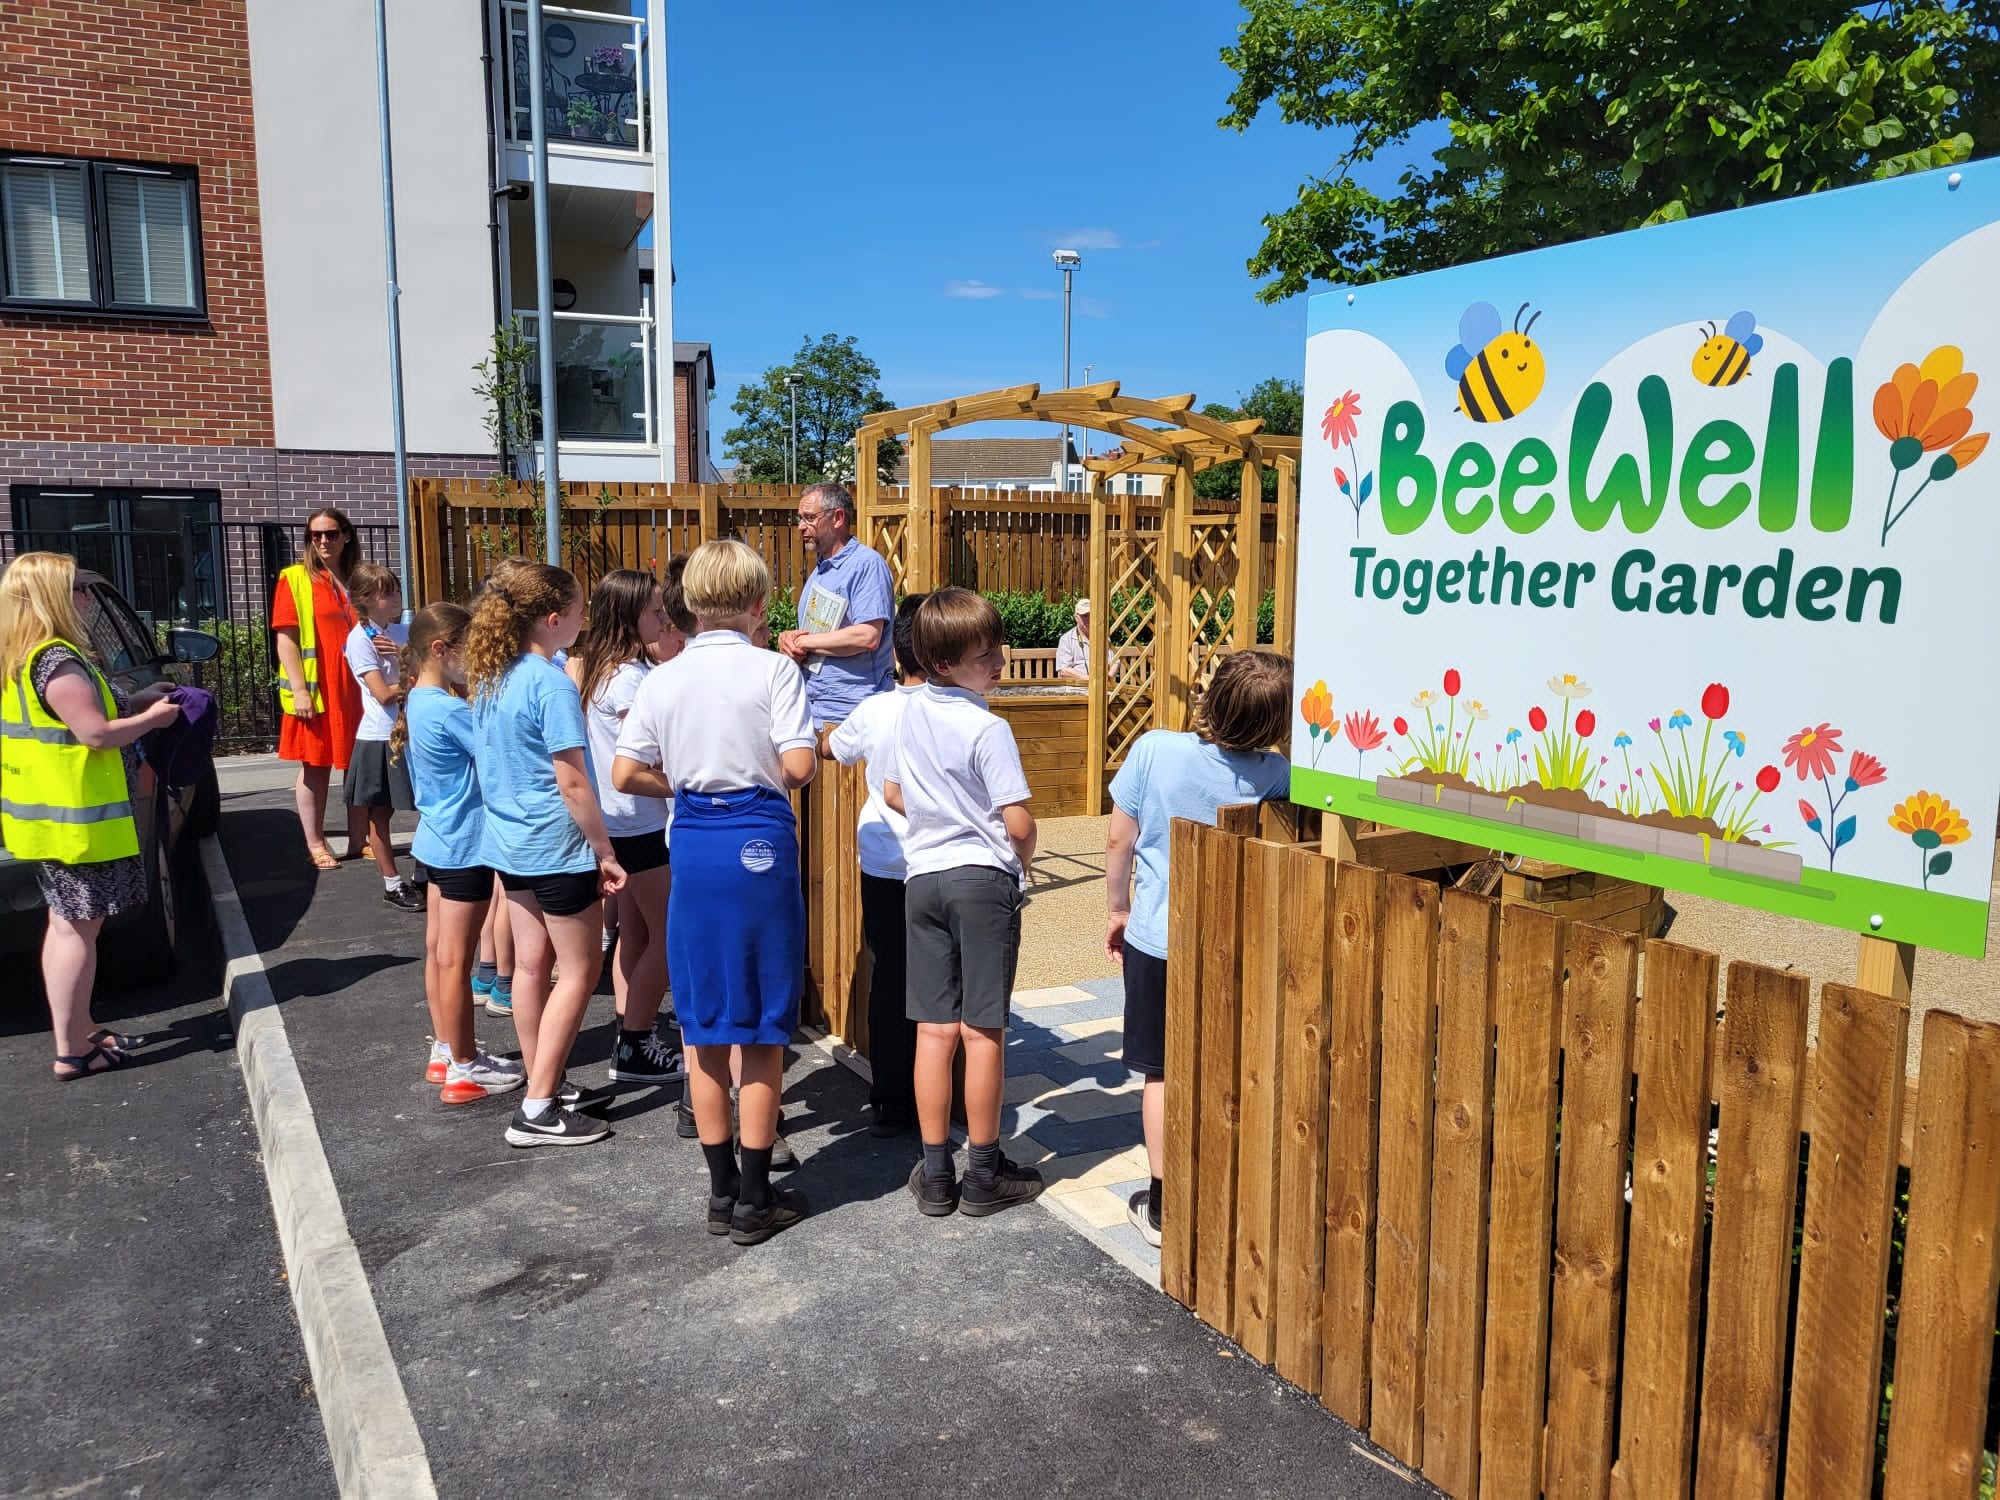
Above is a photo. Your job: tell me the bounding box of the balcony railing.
[517,309,655,447]
[502,3,648,155]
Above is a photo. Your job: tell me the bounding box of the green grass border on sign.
[1291,766,1989,959]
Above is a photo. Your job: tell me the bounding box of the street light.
[783,369,801,484]
[1053,248,1081,493]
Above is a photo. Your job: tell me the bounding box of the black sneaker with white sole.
[729,1186,808,1245]
[609,1029,686,1085]
[958,1154,1044,1216]
[504,1105,609,1148]
[1127,1187,1162,1248]
[557,1076,583,1107]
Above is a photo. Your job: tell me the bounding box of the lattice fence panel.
[867,511,911,593]
[1104,529,1163,771]
[1185,519,1240,703]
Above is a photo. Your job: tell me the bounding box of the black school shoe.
[729,1186,808,1246]
[907,1160,959,1217]
[383,881,425,912]
[706,1193,736,1235]
[609,1029,686,1085]
[959,1154,1044,1216]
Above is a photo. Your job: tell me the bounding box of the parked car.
[0,569,221,972]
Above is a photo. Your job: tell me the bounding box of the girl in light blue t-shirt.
[467,563,627,1151]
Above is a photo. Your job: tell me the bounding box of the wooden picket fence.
[1164,814,2000,1499]
[797,757,869,1051]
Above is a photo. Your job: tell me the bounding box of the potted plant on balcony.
[565,96,601,139]
[587,43,627,75]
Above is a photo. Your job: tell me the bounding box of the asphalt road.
[0,847,334,1499]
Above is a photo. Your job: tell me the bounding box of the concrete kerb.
[200,836,438,1500]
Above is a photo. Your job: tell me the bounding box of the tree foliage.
[1221,0,1995,301]
[725,333,901,484]
[1193,376,1304,500]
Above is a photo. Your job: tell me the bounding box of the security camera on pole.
[1053,248,1081,493]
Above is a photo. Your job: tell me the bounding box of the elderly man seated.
[1055,598,1095,681]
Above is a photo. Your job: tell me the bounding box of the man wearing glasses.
[778,483,894,726]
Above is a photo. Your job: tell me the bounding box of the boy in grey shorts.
[884,589,1042,1217]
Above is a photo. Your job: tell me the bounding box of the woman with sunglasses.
[273,507,367,869]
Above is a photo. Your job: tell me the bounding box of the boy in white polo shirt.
[883,588,1040,1217]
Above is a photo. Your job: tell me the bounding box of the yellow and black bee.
[1447,301,1546,422]
[1691,311,1764,386]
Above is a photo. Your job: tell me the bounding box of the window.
[1,155,205,319]
[10,485,223,625]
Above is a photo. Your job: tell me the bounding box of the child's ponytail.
[464,562,577,702]
[390,601,472,765]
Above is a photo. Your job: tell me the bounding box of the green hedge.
[762,587,1278,652]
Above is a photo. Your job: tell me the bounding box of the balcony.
[517,308,657,450]
[501,3,650,160]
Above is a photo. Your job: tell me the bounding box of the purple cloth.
[142,685,218,789]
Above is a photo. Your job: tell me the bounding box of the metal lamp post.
[1053,249,1081,493]
[526,0,561,562]
[370,0,412,615]
[784,370,801,484]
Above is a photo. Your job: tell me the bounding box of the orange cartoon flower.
[1300,680,1337,767]
[1877,347,1987,543]
[1889,789,1971,890]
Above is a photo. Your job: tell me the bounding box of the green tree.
[1193,376,1304,500]
[725,333,902,484]
[1221,0,1993,302]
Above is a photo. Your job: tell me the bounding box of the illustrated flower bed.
[1295,669,1970,889]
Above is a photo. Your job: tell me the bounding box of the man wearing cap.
[1055,598,1095,681]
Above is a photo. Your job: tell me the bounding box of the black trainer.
[730,1186,808,1245]
[907,1160,959,1217]
[706,1193,736,1235]
[383,882,425,912]
[958,1154,1044,1216]
[504,1105,609,1148]
[609,1029,686,1085]
[675,1099,699,1138]
[1127,1187,1162,1248]
[557,1076,583,1107]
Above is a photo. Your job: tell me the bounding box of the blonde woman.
[0,552,181,1079]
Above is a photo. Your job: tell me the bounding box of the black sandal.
[89,1028,143,1055]
[53,1043,129,1081]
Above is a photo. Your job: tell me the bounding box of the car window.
[78,586,155,677]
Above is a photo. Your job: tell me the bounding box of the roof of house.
[672,342,713,391]
[891,435,1077,485]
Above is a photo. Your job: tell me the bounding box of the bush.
[766,587,798,637]
[986,591,1078,650]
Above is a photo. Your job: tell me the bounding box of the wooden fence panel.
[1479,904,1564,1500]
[1694,962,1809,1500]
[1161,817,1204,1307]
[1611,940,1718,1500]
[1320,858,1383,1419]
[1233,839,1287,1364]
[1369,872,1440,1467]
[1423,889,1498,1499]
[1544,923,1639,1500]
[1883,1010,2000,1495]
[1784,982,1908,1500]
[1194,823,1247,1334]
[1276,845,1335,1395]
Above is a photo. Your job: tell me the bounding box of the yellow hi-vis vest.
[0,639,140,864]
[276,564,326,716]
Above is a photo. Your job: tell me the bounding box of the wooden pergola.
[856,381,1301,810]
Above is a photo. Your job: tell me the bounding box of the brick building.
[1,0,709,621]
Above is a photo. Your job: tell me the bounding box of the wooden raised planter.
[988,685,1090,817]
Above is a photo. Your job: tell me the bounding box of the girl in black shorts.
[397,603,525,1104]
[568,567,690,1085]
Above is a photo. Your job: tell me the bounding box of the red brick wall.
[672,366,692,481]
[0,1,272,445]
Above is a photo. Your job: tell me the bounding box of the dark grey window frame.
[0,153,209,322]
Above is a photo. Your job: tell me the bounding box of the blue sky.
[662,1,1405,458]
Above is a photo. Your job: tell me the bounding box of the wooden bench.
[1001,645,1142,683]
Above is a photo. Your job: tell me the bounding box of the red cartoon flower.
[1781,724,1843,781]
[1344,710,1387,753]
[1701,683,1730,720]
[1575,709,1596,737]
[1756,764,1782,794]
[1392,716,1408,737]
[1443,668,1461,698]
[1847,750,1888,788]
[1528,706,1548,733]
[1321,390,1362,449]
[1798,799,1822,827]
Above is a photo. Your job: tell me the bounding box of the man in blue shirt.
[778,482,895,724]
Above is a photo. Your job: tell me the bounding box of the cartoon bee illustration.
[1447,301,1545,422]
[1691,311,1764,386]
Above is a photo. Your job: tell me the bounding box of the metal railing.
[1,522,398,750]
[501,2,648,155]
[514,307,656,446]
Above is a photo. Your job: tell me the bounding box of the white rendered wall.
[246,0,495,455]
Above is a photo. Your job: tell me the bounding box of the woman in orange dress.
[272,507,366,869]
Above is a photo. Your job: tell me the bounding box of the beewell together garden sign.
[1293,159,1997,957]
